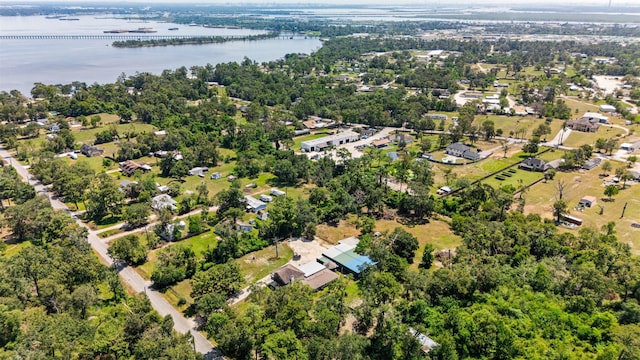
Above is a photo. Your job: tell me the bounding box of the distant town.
[1,2,639,360]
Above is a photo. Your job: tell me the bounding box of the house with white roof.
[300,130,360,152]
[245,196,267,213]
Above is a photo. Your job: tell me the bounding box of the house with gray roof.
[151,194,177,212]
[245,195,267,213]
[445,142,480,161]
[519,157,547,172]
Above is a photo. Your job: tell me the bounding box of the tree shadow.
[396,216,430,227]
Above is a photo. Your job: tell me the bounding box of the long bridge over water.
[0,34,286,40]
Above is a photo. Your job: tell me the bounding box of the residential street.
[0,146,221,360]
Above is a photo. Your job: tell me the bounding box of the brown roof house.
[567,118,599,132]
[119,160,151,176]
[567,112,607,133]
[271,264,305,286]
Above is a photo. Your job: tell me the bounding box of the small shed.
[210,172,222,179]
[599,104,616,113]
[236,221,253,233]
[271,188,286,197]
[578,196,597,208]
[620,143,636,152]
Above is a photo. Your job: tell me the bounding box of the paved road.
[0,146,221,360]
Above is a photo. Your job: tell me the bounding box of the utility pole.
[621,202,628,218]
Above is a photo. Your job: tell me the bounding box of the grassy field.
[316,216,462,258]
[430,147,563,191]
[72,122,157,144]
[481,115,565,142]
[97,228,124,238]
[482,167,544,189]
[524,169,640,254]
[562,97,600,115]
[236,243,293,284]
[161,278,194,312]
[562,125,626,148]
[66,155,118,172]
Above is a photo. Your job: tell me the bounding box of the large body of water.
[0,15,321,95]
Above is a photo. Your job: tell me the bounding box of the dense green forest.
[0,169,201,359]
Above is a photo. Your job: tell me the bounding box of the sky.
[3,0,635,6]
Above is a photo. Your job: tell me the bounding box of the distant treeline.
[111,32,279,48]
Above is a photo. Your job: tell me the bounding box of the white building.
[271,188,286,197]
[599,104,616,113]
[582,112,609,124]
[300,130,360,152]
[151,194,177,212]
[188,167,209,177]
[245,196,267,213]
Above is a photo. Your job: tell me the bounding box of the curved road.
[0,146,221,360]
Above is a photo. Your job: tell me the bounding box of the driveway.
[228,236,332,306]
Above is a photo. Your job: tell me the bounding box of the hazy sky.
[3,0,633,6]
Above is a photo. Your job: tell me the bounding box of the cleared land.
[562,126,626,148]
[524,167,640,254]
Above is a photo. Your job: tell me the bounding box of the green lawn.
[64,155,117,172]
[562,97,600,115]
[236,243,293,284]
[0,240,32,259]
[480,115,564,142]
[87,214,124,230]
[73,122,157,144]
[482,168,545,189]
[161,279,194,312]
[562,126,626,148]
[521,66,545,77]
[98,228,124,238]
